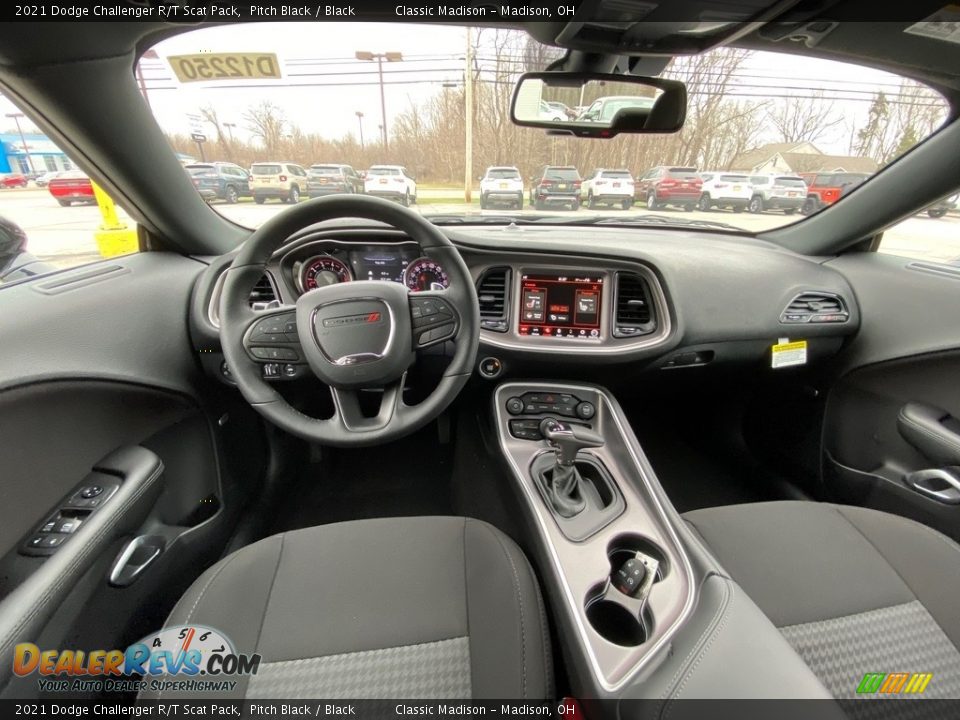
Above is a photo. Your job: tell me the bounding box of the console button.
[509,419,543,440]
[41,520,56,533]
[506,396,524,415]
[56,518,81,534]
[41,534,67,548]
[576,401,596,420]
[28,535,47,548]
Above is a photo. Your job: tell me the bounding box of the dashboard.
[196,223,862,383]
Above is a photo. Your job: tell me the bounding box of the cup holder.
[584,583,653,647]
[607,534,669,584]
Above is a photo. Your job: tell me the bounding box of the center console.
[493,382,695,692]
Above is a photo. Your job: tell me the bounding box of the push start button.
[478,356,503,379]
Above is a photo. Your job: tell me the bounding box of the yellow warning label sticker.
[772,340,807,369]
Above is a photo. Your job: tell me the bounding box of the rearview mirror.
[511,72,686,138]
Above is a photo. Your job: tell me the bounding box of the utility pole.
[355,111,365,149]
[356,51,402,151]
[464,28,474,204]
[5,113,35,175]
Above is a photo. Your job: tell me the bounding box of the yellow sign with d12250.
[168,53,281,83]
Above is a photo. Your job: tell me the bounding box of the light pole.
[223,122,237,161]
[5,113,35,175]
[355,50,402,151]
[464,28,474,204]
[355,111,365,149]
[223,122,236,142]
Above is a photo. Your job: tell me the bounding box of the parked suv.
[184,162,251,204]
[576,96,656,123]
[364,165,417,206]
[249,162,307,204]
[636,166,701,211]
[581,168,634,209]
[697,172,751,212]
[480,166,524,209]
[747,174,807,214]
[306,164,363,198]
[798,171,871,214]
[529,166,582,210]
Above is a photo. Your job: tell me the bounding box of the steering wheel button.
[284,321,298,333]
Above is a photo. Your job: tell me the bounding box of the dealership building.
[0,132,73,174]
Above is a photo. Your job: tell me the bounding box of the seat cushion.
[684,501,960,700]
[141,517,551,700]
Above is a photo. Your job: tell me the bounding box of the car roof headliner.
[1,13,958,101]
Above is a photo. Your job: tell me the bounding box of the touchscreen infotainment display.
[518,273,603,339]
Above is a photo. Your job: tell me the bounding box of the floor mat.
[264,425,454,535]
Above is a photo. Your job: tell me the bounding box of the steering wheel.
[219,195,479,446]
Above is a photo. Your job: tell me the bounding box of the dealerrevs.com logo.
[13,625,260,694]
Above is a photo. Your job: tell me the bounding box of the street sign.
[191,133,207,143]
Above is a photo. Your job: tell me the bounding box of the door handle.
[897,402,960,466]
[905,467,960,505]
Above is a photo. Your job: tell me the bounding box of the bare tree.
[766,91,843,145]
[243,101,286,154]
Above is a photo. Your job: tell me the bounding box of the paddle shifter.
[539,418,605,517]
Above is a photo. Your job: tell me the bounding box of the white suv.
[364,165,417,206]
[581,169,635,209]
[249,162,308,204]
[480,167,524,209]
[697,172,752,212]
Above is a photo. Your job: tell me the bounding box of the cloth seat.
[141,516,551,700]
[684,501,960,700]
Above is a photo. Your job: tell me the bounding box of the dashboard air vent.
[614,272,656,337]
[249,274,279,310]
[477,267,510,332]
[780,292,848,324]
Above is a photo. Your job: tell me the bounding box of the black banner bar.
[3,0,954,23]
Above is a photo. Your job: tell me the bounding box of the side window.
[0,108,140,283]
[878,189,960,264]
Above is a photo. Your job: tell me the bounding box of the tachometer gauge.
[300,256,352,292]
[403,258,449,292]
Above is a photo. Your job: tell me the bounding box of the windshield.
[147,23,948,233]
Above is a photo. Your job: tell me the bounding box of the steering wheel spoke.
[409,290,460,349]
[242,306,306,366]
[330,377,405,433]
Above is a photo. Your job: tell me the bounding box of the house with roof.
[728,141,879,175]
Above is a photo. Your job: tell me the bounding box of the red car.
[798,171,872,214]
[635,166,702,211]
[47,171,95,206]
[0,172,28,189]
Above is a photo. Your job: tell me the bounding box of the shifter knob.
[540,419,604,465]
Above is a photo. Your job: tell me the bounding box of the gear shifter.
[539,419,605,517]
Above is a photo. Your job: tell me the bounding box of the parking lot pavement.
[2,188,958,269]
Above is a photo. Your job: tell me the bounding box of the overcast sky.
[0,22,945,157]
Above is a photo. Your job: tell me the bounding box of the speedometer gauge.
[300,256,352,292]
[403,258,449,292]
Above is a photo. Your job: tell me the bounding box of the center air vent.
[614,272,656,337]
[780,292,849,324]
[477,267,510,332]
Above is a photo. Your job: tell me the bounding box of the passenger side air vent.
[477,267,510,332]
[614,272,657,338]
[780,292,849,324]
[249,274,279,310]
